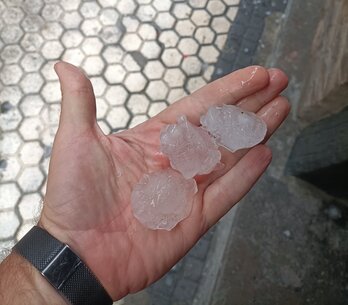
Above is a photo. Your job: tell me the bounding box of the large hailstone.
[200,105,267,152]
[160,115,221,179]
[131,168,198,231]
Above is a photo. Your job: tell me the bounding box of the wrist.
[37,218,119,301]
[0,252,68,305]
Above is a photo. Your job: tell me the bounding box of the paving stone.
[0,45,23,64]
[164,68,186,88]
[191,9,211,26]
[122,54,141,72]
[0,64,23,86]
[0,157,21,182]
[20,73,44,94]
[61,30,84,48]
[189,0,208,9]
[22,0,44,15]
[186,76,207,93]
[0,211,20,239]
[167,88,186,104]
[199,45,220,63]
[173,3,192,19]
[99,8,119,26]
[102,46,125,64]
[148,101,167,117]
[62,48,85,66]
[20,95,45,116]
[1,25,23,44]
[20,33,44,52]
[0,132,22,155]
[128,114,148,128]
[140,41,161,59]
[98,0,118,7]
[161,48,182,67]
[0,105,22,131]
[90,77,107,97]
[178,38,199,55]
[2,7,24,25]
[195,26,216,44]
[18,167,44,193]
[121,33,142,52]
[60,0,79,11]
[155,12,175,30]
[124,72,147,92]
[207,0,227,16]
[226,6,239,21]
[96,98,109,119]
[98,120,111,135]
[215,34,228,50]
[146,80,168,101]
[175,20,195,37]
[138,23,157,40]
[81,19,102,36]
[0,183,20,210]
[153,0,172,11]
[105,85,129,106]
[104,64,127,84]
[41,41,64,60]
[223,0,240,5]
[0,86,22,106]
[16,222,35,240]
[127,94,150,114]
[211,16,231,34]
[80,1,101,18]
[144,60,165,80]
[42,3,63,22]
[19,117,43,140]
[19,141,44,165]
[100,26,122,44]
[136,5,156,22]
[21,15,44,33]
[117,0,137,15]
[82,56,105,76]
[20,53,44,72]
[61,11,82,29]
[106,107,130,129]
[122,16,140,32]
[41,22,63,40]
[182,56,202,76]
[159,30,179,48]
[18,193,42,222]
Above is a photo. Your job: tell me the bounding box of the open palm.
[39,62,290,300]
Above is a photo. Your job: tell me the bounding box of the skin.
[0,62,290,304]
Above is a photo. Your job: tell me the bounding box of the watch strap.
[14,226,113,305]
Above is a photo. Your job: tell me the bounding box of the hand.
[39,62,290,300]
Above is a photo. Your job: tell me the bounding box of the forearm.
[0,252,68,305]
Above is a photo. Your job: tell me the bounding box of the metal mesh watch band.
[13,226,113,305]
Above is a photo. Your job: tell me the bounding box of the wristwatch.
[13,226,113,305]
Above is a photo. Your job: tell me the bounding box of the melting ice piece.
[160,115,221,179]
[131,168,198,231]
[200,105,267,152]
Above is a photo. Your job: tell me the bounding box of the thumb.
[54,61,97,131]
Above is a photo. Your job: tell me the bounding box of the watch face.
[42,245,81,289]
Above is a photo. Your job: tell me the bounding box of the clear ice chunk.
[160,115,221,179]
[200,105,267,152]
[131,168,198,230]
